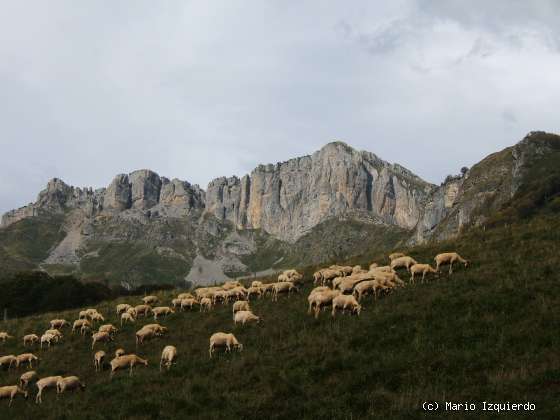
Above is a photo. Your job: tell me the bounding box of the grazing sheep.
[251,281,263,288]
[135,328,157,345]
[234,310,261,326]
[180,298,198,311]
[84,309,101,320]
[94,351,106,372]
[171,298,183,309]
[319,268,343,286]
[434,252,469,274]
[134,305,153,318]
[389,252,406,261]
[35,376,63,403]
[160,345,178,371]
[115,348,126,358]
[23,334,39,347]
[40,334,57,349]
[72,319,90,334]
[80,325,92,336]
[246,286,262,300]
[57,376,85,395]
[308,290,341,318]
[49,319,69,330]
[222,280,242,290]
[116,304,132,315]
[0,332,13,343]
[78,311,89,320]
[272,281,297,301]
[19,371,37,389]
[177,292,194,300]
[142,295,159,306]
[232,300,250,315]
[153,306,175,320]
[209,332,243,358]
[98,325,118,338]
[200,297,213,312]
[390,256,418,273]
[260,283,276,297]
[45,329,63,340]
[141,324,168,334]
[0,385,28,407]
[89,312,105,323]
[212,290,228,305]
[91,331,113,350]
[0,355,17,370]
[410,263,438,283]
[353,280,380,301]
[371,265,395,274]
[332,295,362,317]
[110,354,148,378]
[126,307,138,317]
[15,353,39,369]
[373,271,405,288]
[121,312,135,326]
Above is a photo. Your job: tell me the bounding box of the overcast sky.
[1,1,560,214]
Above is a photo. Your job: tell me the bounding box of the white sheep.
[116,304,132,315]
[115,348,126,358]
[126,307,138,317]
[410,263,438,283]
[89,312,105,323]
[251,281,263,288]
[142,295,159,306]
[91,331,113,350]
[15,353,39,369]
[234,310,261,326]
[171,298,183,309]
[200,297,213,312]
[0,385,28,407]
[0,355,17,370]
[98,324,119,336]
[134,305,153,318]
[23,334,39,347]
[160,345,178,371]
[180,298,198,311]
[94,350,106,372]
[135,327,158,345]
[331,295,362,317]
[390,256,418,272]
[72,319,90,334]
[56,376,86,396]
[19,371,37,389]
[308,290,341,318]
[209,332,243,358]
[177,292,194,300]
[246,286,262,300]
[80,324,92,336]
[353,280,380,301]
[0,332,13,343]
[110,354,148,378]
[121,312,136,326]
[434,252,469,274]
[40,333,57,349]
[35,375,63,403]
[49,319,69,330]
[44,329,63,340]
[232,300,250,315]
[152,306,175,320]
[272,281,297,302]
[389,252,406,261]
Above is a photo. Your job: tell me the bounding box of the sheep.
[278,269,303,284]
[35,376,63,403]
[312,270,323,285]
[330,265,353,276]
[121,312,136,326]
[49,319,69,330]
[19,371,37,389]
[15,353,39,369]
[91,331,113,350]
[232,300,250,314]
[369,263,379,270]
[200,297,213,312]
[141,324,168,335]
[180,298,198,311]
[126,307,138,318]
[115,348,126,358]
[177,292,194,300]
[319,268,344,286]
[0,355,17,370]
[260,283,276,297]
[371,265,395,274]
[40,333,58,349]
[222,280,242,290]
[110,354,148,378]
[84,309,101,320]
[171,298,183,309]
[373,271,405,288]
[390,256,418,273]
[0,385,28,407]
[272,281,298,301]
[234,310,261,326]
[308,290,341,318]
[78,310,89,319]
[209,332,243,358]
[434,252,469,274]
[72,319,90,334]
[251,281,263,288]
[116,303,132,315]
[142,295,159,306]
[310,286,331,295]
[160,345,178,371]
[353,280,381,301]
[135,328,158,345]
[56,376,85,395]
[23,334,39,347]
[153,306,175,320]
[0,332,13,343]
[80,324,92,336]
[89,312,105,323]
[332,295,362,317]
[94,350,106,372]
[212,290,228,305]
[389,252,406,261]
[45,329,63,340]
[352,265,367,274]
[134,304,153,318]
[98,324,119,336]
[410,263,438,283]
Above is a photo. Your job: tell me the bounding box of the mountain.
[1,131,559,286]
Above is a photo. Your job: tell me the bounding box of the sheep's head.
[464,260,469,268]
[236,343,244,352]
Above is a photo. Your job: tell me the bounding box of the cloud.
[0,1,559,214]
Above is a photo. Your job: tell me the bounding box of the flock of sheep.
[0,250,468,408]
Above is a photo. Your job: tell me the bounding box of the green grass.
[0,212,559,419]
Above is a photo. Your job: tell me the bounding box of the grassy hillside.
[0,211,558,419]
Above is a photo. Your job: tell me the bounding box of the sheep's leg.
[449,261,453,275]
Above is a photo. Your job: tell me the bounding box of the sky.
[1,1,560,214]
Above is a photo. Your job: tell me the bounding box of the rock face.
[206,142,434,241]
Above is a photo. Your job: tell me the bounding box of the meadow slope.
[0,214,559,419]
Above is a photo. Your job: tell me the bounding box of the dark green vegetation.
[0,208,559,419]
[0,215,65,278]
